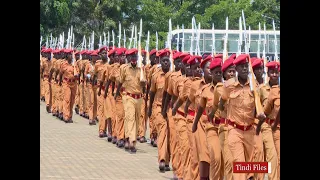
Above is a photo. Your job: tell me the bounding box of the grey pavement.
[40,102,268,180]
[40,102,173,180]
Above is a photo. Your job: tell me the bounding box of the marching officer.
[96,47,109,137]
[103,48,117,142]
[257,61,280,180]
[138,49,148,143]
[41,48,53,113]
[85,50,99,125]
[115,48,146,153]
[164,52,189,179]
[40,48,47,101]
[209,54,236,180]
[79,50,88,118]
[252,58,277,180]
[49,50,59,116]
[148,49,171,172]
[107,47,127,147]
[56,49,65,120]
[194,56,223,180]
[59,49,78,123]
[218,54,266,180]
[74,50,81,114]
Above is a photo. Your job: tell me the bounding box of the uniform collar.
[234,78,250,87]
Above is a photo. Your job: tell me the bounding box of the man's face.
[223,66,236,80]
[191,62,202,77]
[47,53,51,60]
[100,50,107,61]
[155,56,160,64]
[184,62,192,77]
[109,55,115,64]
[160,57,170,72]
[203,61,212,80]
[210,66,222,83]
[150,54,156,65]
[92,55,99,63]
[119,54,126,64]
[268,68,279,85]
[67,53,72,61]
[253,66,264,79]
[142,55,146,66]
[130,54,138,67]
[174,59,182,71]
[235,62,249,79]
[114,54,119,63]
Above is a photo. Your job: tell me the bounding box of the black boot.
[165,165,170,171]
[46,106,51,113]
[107,118,112,142]
[74,105,79,114]
[117,139,124,148]
[139,136,147,143]
[112,136,117,144]
[159,160,165,172]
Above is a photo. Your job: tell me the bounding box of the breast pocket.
[67,66,74,76]
[136,75,141,82]
[125,75,132,82]
[156,78,164,90]
[229,90,241,107]
[246,91,255,109]
[157,83,164,90]
[195,89,202,99]
[274,98,280,111]
[206,97,214,108]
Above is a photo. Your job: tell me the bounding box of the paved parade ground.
[40,102,173,180]
[40,102,268,180]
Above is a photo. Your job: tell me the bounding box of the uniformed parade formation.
[40,16,280,180]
